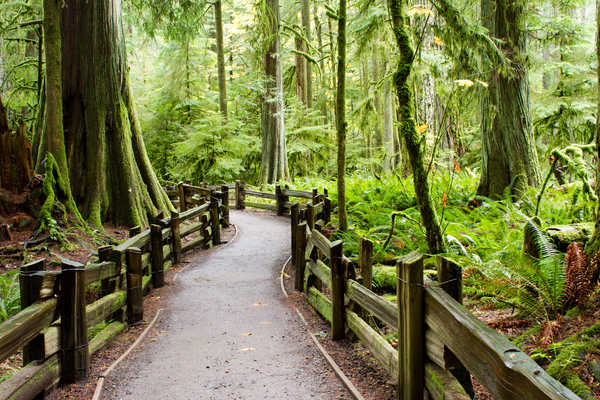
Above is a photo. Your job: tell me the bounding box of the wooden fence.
[290,195,580,400]
[0,193,227,400]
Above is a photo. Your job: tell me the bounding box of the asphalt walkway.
[106,210,349,400]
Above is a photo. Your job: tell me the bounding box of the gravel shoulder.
[103,210,349,400]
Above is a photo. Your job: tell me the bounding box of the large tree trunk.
[477,0,541,198]
[295,23,307,104]
[302,0,313,108]
[35,0,171,227]
[261,0,289,184]
[215,0,228,121]
[336,0,348,231]
[383,67,394,171]
[585,0,600,258]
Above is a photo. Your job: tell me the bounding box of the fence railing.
[290,193,580,400]
[0,194,227,400]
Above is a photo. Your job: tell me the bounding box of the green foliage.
[0,270,20,322]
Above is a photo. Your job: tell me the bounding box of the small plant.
[0,271,21,322]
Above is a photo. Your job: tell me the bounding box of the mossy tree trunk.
[36,0,171,228]
[585,0,600,258]
[336,0,348,232]
[215,0,228,121]
[261,0,290,184]
[477,0,541,198]
[387,0,444,254]
[302,0,313,108]
[41,0,80,222]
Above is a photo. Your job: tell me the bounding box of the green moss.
[565,306,583,318]
[514,324,542,347]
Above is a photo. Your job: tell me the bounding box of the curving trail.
[105,210,349,399]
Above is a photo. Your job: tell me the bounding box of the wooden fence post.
[129,225,141,238]
[178,181,187,212]
[359,238,374,290]
[436,256,474,397]
[312,188,318,204]
[220,185,230,226]
[323,197,332,225]
[397,252,424,400]
[306,203,315,231]
[20,259,46,375]
[275,185,285,216]
[126,248,144,323]
[98,246,115,296]
[235,180,245,209]
[210,196,221,245]
[291,203,299,266]
[330,240,345,340]
[295,222,307,292]
[150,224,165,288]
[171,211,182,264]
[60,259,88,384]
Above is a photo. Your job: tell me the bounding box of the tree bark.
[295,21,307,104]
[36,0,172,227]
[383,67,394,171]
[302,0,313,108]
[387,0,444,254]
[585,0,600,258]
[336,0,348,231]
[477,0,541,198]
[261,0,289,184]
[215,0,228,121]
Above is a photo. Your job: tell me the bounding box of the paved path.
[107,210,349,400]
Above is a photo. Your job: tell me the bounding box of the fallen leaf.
[433,36,444,46]
[453,160,461,172]
[253,302,266,306]
[241,332,253,336]
[442,192,448,208]
[239,347,256,352]
[454,79,474,87]
[416,124,428,134]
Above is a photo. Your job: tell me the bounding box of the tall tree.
[302,0,313,108]
[36,0,171,227]
[261,0,290,183]
[585,0,600,258]
[476,0,541,197]
[336,0,348,231]
[215,0,228,120]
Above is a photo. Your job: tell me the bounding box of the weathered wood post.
[128,225,141,238]
[235,180,245,209]
[150,224,165,288]
[312,188,318,204]
[210,195,221,245]
[20,259,46,375]
[330,240,346,340]
[220,185,230,226]
[306,203,315,231]
[436,256,474,396]
[275,185,285,216]
[359,238,374,290]
[295,222,307,292]
[98,246,115,296]
[60,259,89,383]
[323,197,332,225]
[397,252,424,400]
[178,181,187,212]
[126,248,144,323]
[170,211,182,264]
[201,214,211,248]
[291,203,300,266]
